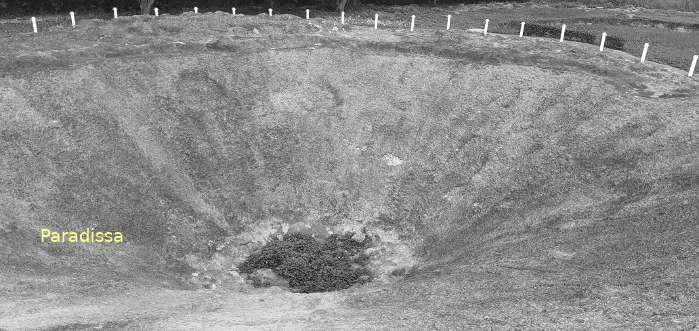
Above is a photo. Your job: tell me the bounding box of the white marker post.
[305,9,309,20]
[599,32,607,51]
[31,17,37,33]
[446,14,451,30]
[641,43,649,63]
[113,7,118,19]
[410,15,415,32]
[154,7,159,16]
[194,7,198,14]
[484,19,489,35]
[374,14,379,29]
[268,8,272,16]
[559,24,566,42]
[689,55,698,77]
[232,7,236,15]
[70,11,75,26]
[519,22,525,37]
[341,11,345,24]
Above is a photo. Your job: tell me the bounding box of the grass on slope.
[570,0,698,11]
[0,12,697,329]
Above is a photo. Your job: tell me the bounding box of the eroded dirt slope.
[0,12,697,330]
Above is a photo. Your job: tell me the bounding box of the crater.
[1,11,698,330]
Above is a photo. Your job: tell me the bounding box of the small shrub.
[524,23,562,39]
[239,232,372,293]
[605,35,626,50]
[565,30,597,44]
[521,23,625,50]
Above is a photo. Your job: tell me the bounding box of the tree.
[139,0,155,15]
[336,0,360,12]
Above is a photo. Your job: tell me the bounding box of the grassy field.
[570,0,698,11]
[314,3,699,69]
[1,2,696,70]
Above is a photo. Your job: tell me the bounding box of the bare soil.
[0,7,697,330]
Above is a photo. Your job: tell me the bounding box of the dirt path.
[0,286,358,330]
[5,262,696,330]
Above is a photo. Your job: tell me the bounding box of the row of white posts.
[347,13,698,77]
[520,21,654,65]
[23,9,699,78]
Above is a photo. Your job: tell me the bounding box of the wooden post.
[341,11,345,24]
[446,15,451,30]
[374,13,378,29]
[484,19,489,35]
[306,9,309,20]
[641,43,649,63]
[410,15,415,32]
[519,22,525,37]
[31,17,37,33]
[113,7,118,18]
[560,24,566,42]
[689,55,698,77]
[600,32,607,51]
[70,12,75,26]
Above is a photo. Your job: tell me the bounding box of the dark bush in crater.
[239,232,372,293]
